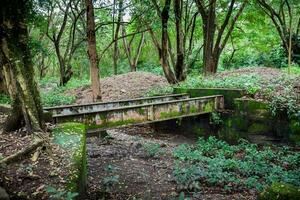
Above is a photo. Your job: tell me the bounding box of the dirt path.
[85,125,255,200]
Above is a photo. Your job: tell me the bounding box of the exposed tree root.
[0,137,44,166]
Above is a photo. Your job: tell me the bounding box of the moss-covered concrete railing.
[51,95,224,132]
[52,123,87,198]
[174,88,245,109]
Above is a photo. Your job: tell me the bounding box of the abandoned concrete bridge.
[44,93,224,132]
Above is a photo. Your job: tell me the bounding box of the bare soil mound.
[68,72,168,103]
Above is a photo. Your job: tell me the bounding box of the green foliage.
[0,93,11,104]
[144,85,174,97]
[45,186,78,200]
[282,66,300,75]
[103,175,120,192]
[40,77,90,107]
[172,137,300,192]
[210,112,223,125]
[257,46,288,68]
[268,87,299,118]
[42,89,76,107]
[143,142,165,157]
[179,73,262,95]
[102,164,120,192]
[173,163,202,189]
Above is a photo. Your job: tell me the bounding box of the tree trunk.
[85,0,102,101]
[203,1,216,75]
[174,0,186,81]
[113,0,123,75]
[161,0,177,84]
[196,0,247,75]
[0,0,45,132]
[0,70,7,94]
[132,32,145,71]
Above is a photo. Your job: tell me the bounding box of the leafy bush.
[173,163,202,189]
[102,164,120,192]
[143,142,165,157]
[42,90,76,107]
[40,77,90,107]
[257,46,287,68]
[210,112,223,125]
[172,137,300,192]
[45,186,78,200]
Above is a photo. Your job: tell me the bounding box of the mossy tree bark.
[0,0,45,132]
[0,69,7,94]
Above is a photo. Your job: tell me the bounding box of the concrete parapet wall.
[174,88,245,109]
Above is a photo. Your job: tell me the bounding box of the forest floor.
[0,68,298,199]
[0,115,73,199]
[85,126,256,200]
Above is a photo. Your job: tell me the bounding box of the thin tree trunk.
[85,0,102,101]
[174,0,186,81]
[113,0,123,75]
[161,0,177,84]
[132,32,145,71]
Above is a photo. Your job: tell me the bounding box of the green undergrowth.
[172,136,300,192]
[179,73,262,95]
[143,142,165,157]
[40,77,90,107]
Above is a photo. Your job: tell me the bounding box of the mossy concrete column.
[52,122,87,198]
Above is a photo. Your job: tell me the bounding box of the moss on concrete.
[248,123,270,134]
[189,105,198,113]
[174,88,245,109]
[52,122,87,196]
[258,182,300,200]
[234,98,268,111]
[86,118,140,130]
[160,111,182,119]
[204,102,214,112]
[289,120,300,144]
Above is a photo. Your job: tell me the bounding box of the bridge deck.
[48,94,224,132]
[44,93,189,116]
